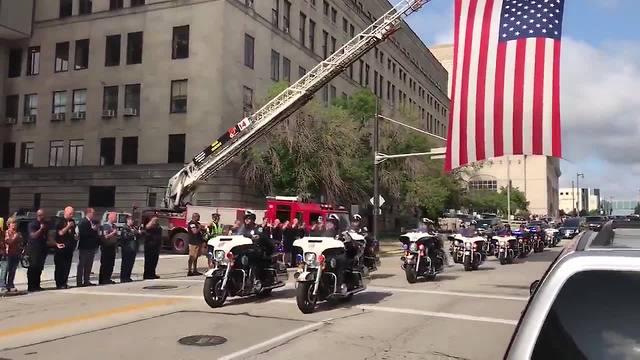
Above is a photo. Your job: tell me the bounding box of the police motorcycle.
[399,231,445,283]
[351,214,380,273]
[450,229,486,271]
[544,226,561,247]
[512,226,532,258]
[493,234,518,265]
[203,211,288,308]
[294,214,370,314]
[527,224,546,253]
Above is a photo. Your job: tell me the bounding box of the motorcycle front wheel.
[405,267,418,283]
[296,282,317,314]
[203,277,227,308]
[463,257,473,271]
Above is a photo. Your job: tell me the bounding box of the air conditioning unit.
[23,115,37,124]
[283,25,289,34]
[102,110,116,118]
[72,111,86,120]
[123,108,138,117]
[5,117,17,125]
[51,112,66,122]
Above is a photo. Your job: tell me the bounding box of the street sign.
[370,195,386,207]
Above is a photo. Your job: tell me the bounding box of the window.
[105,35,121,66]
[23,94,38,120]
[331,7,337,23]
[283,1,291,33]
[69,140,83,166]
[283,56,291,82]
[358,60,364,85]
[323,0,329,16]
[168,134,186,164]
[49,140,65,167]
[124,84,141,113]
[2,143,16,169]
[373,70,378,96]
[242,86,253,117]
[308,19,316,51]
[331,36,336,54]
[365,63,370,87]
[349,64,353,79]
[55,42,69,72]
[52,91,67,115]
[172,25,189,59]
[244,34,254,69]
[532,271,640,360]
[5,95,18,121]
[59,0,72,18]
[387,81,391,101]
[103,86,118,114]
[270,50,280,81]
[299,12,306,47]
[121,136,138,165]
[170,79,188,113]
[330,85,336,104]
[8,49,22,78]
[342,18,348,32]
[298,66,306,79]
[469,180,498,191]
[147,192,157,207]
[391,84,395,104]
[350,24,355,38]
[21,142,34,168]
[322,30,328,59]
[89,186,116,207]
[26,47,40,76]
[310,0,316,6]
[100,137,116,166]
[322,86,328,106]
[126,32,143,64]
[74,39,90,70]
[72,89,87,115]
[379,51,384,64]
[379,75,384,99]
[272,0,279,27]
[109,0,123,9]
[79,0,92,14]
[130,0,145,6]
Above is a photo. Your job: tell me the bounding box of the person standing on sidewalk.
[99,212,119,285]
[0,218,7,293]
[54,207,77,289]
[143,217,161,280]
[187,213,204,276]
[27,209,49,292]
[119,216,139,283]
[4,217,22,292]
[77,208,99,287]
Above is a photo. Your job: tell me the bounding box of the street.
[0,244,562,360]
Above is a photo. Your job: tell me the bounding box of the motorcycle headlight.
[214,250,225,262]
[465,242,472,250]
[304,252,317,265]
[409,243,418,252]
[329,258,337,268]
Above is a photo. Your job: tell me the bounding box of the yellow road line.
[0,299,178,338]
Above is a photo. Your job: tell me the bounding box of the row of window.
[3,80,188,125]
[469,180,498,192]
[58,0,146,18]
[0,134,186,170]
[7,26,189,78]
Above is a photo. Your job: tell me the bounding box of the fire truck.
[265,196,349,231]
[146,0,428,250]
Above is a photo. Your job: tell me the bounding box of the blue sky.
[403,0,640,200]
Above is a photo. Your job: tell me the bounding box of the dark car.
[526,220,548,231]
[584,216,607,231]
[558,217,583,239]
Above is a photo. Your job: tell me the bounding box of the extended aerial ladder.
[164,0,430,208]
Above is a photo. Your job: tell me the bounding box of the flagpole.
[507,157,511,223]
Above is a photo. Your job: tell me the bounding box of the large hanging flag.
[445,0,565,171]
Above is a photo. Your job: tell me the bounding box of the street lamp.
[576,173,584,213]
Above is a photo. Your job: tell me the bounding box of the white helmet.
[328,214,340,222]
[244,209,256,221]
[352,214,362,221]
[422,217,434,224]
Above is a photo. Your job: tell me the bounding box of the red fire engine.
[264,196,349,230]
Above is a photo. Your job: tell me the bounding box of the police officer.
[350,214,363,233]
[27,209,49,292]
[323,214,349,294]
[187,213,204,276]
[54,206,77,289]
[143,217,161,280]
[119,216,139,283]
[207,213,223,239]
[239,210,274,286]
[99,212,119,285]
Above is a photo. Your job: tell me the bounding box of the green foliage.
[467,187,529,215]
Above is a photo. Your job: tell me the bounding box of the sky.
[402,0,640,200]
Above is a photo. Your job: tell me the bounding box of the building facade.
[431,44,560,216]
[0,0,449,217]
[559,187,601,214]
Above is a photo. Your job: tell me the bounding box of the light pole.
[576,173,584,213]
[571,180,575,216]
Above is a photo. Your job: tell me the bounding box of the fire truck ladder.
[164,0,430,208]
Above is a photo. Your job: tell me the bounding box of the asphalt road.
[0,243,564,360]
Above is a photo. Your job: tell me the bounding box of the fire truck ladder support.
[164,0,430,208]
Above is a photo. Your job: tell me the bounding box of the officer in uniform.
[119,216,139,283]
[54,207,77,289]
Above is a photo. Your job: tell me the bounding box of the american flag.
[445,0,565,171]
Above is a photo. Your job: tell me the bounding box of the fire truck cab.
[264,196,350,231]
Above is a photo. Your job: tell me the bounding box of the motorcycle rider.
[350,214,363,233]
[239,210,274,289]
[418,218,436,234]
[322,214,353,295]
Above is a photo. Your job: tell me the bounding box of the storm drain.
[178,335,228,347]
[142,285,179,290]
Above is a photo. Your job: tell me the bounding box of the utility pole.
[372,100,380,242]
[571,180,575,216]
[576,173,584,213]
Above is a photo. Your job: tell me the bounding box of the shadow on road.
[370,273,396,280]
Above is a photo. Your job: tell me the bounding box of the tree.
[466,187,528,215]
[634,203,640,215]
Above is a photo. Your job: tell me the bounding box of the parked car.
[101,211,131,230]
[583,215,607,231]
[505,221,640,359]
[55,209,85,224]
[557,217,583,239]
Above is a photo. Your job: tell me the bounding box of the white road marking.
[217,321,325,360]
[368,286,529,302]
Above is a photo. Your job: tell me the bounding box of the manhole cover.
[142,285,178,290]
[178,335,227,347]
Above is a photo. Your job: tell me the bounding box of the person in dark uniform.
[143,216,161,280]
[99,212,119,285]
[27,209,49,292]
[54,206,77,289]
[119,216,139,283]
[239,210,274,286]
[77,208,100,287]
[187,213,204,276]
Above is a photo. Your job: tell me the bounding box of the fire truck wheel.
[172,233,190,254]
